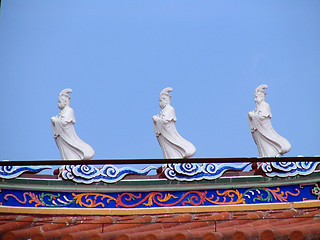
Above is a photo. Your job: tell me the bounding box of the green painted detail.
[38,192,76,207]
[243,188,273,203]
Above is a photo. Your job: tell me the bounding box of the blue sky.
[0,1,319,164]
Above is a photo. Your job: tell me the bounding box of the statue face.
[159,96,168,109]
[58,97,68,110]
[254,92,264,104]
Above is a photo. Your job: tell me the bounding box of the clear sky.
[0,1,319,164]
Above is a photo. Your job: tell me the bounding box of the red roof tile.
[0,208,319,240]
[62,215,153,240]
[116,214,193,240]
[0,216,34,235]
[33,216,114,240]
[3,217,74,240]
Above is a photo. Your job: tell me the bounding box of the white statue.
[248,84,291,159]
[51,89,95,160]
[153,87,196,159]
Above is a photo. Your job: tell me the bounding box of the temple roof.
[1,208,320,240]
[1,157,320,239]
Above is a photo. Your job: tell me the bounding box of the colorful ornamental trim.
[261,162,320,177]
[311,183,320,200]
[1,161,319,182]
[164,163,251,181]
[1,184,318,209]
[60,165,157,184]
[0,165,51,179]
[163,161,320,181]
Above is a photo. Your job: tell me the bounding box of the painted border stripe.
[1,201,319,216]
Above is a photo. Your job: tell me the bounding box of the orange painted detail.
[205,190,245,205]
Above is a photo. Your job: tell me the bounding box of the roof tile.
[0,208,319,240]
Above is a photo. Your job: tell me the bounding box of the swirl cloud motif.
[61,165,100,180]
[60,165,157,184]
[173,163,202,176]
[261,161,320,177]
[0,165,51,179]
[164,162,250,181]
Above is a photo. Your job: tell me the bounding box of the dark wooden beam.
[0,156,319,166]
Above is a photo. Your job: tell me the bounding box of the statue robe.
[248,102,291,158]
[153,105,196,159]
[51,106,94,160]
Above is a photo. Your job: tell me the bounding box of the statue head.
[159,87,173,109]
[254,84,268,104]
[58,88,72,110]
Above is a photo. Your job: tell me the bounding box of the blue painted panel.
[1,183,319,209]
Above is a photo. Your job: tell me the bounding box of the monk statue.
[51,89,95,160]
[248,84,291,161]
[153,87,196,159]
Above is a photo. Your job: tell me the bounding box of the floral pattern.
[1,184,314,209]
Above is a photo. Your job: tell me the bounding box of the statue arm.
[258,103,272,120]
[153,115,173,126]
[59,116,74,127]
[153,106,176,137]
[153,106,176,124]
[51,116,60,138]
[51,116,58,124]
[250,103,272,121]
[59,107,76,127]
[51,108,76,139]
[161,106,177,123]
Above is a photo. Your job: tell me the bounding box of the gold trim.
[1,201,320,215]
